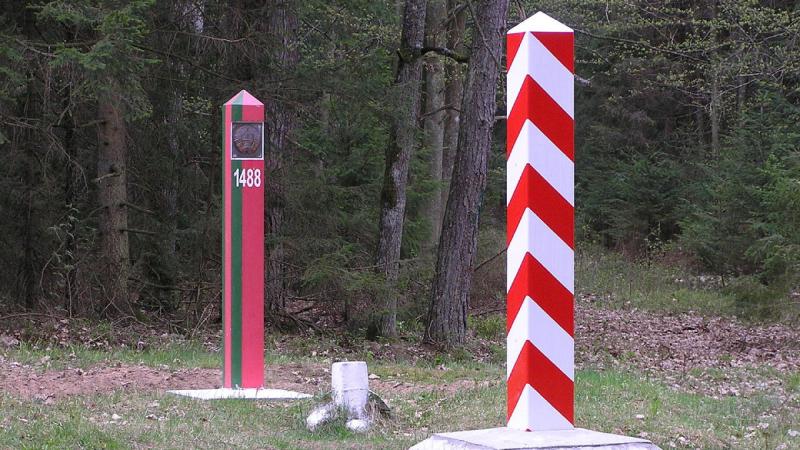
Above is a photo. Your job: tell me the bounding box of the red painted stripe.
[507,76,574,160]
[507,164,574,248]
[507,32,525,71]
[507,253,574,336]
[242,103,264,122]
[531,32,574,73]
[507,341,574,424]
[240,158,265,388]
[223,105,233,388]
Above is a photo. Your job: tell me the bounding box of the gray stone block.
[410,427,660,450]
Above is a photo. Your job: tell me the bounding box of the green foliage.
[39,0,157,116]
[723,275,789,321]
[584,151,683,249]
[682,89,800,286]
[577,243,735,316]
[577,243,800,321]
[0,36,25,101]
[1,0,798,323]
[468,314,504,340]
[750,153,800,283]
[534,0,800,308]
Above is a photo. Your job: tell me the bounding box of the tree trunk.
[425,0,507,346]
[19,185,36,309]
[263,0,299,315]
[96,84,131,315]
[710,72,721,158]
[423,0,446,248]
[374,0,428,336]
[223,0,297,317]
[159,88,182,309]
[14,8,40,309]
[706,1,721,159]
[62,84,78,315]
[441,0,467,219]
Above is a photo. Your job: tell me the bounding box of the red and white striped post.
[506,12,575,431]
[222,90,265,389]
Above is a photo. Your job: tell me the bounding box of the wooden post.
[222,90,265,388]
[506,12,575,431]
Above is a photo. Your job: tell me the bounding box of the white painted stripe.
[508,384,573,431]
[507,32,533,116]
[506,297,574,380]
[507,209,574,293]
[507,32,574,118]
[507,120,574,206]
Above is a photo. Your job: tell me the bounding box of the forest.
[1,0,799,341]
[1,1,800,448]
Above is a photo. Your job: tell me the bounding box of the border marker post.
[168,90,310,401]
[411,12,659,449]
[222,90,266,389]
[505,11,575,431]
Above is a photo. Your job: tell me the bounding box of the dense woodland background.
[1,0,798,345]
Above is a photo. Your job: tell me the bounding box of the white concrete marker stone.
[307,361,375,433]
[306,403,338,431]
[332,361,369,419]
[409,427,660,450]
[345,418,371,433]
[167,388,311,400]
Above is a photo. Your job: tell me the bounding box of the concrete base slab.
[410,427,660,450]
[167,388,312,400]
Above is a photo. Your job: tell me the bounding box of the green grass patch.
[1,343,797,449]
[9,341,218,371]
[578,370,798,449]
[577,245,736,318]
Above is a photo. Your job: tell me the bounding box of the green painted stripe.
[230,104,243,387]
[233,90,245,106]
[220,106,227,387]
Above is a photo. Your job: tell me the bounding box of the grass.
[1,342,797,449]
[2,245,797,448]
[6,340,220,373]
[576,244,732,314]
[575,244,800,321]
[578,370,797,449]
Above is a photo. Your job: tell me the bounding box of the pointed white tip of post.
[508,12,572,34]
[224,89,264,106]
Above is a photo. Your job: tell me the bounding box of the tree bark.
[62,84,79,315]
[222,0,297,318]
[96,83,131,315]
[425,0,507,346]
[423,0,446,248]
[710,72,721,158]
[441,0,467,220]
[139,0,195,312]
[263,0,298,315]
[374,0,428,336]
[13,8,40,310]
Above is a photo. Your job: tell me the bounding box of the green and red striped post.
[222,90,265,388]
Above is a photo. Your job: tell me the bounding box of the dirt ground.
[575,301,800,399]
[0,302,798,403]
[0,352,489,403]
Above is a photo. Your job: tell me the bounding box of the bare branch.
[420,103,461,119]
[119,202,155,216]
[573,28,704,63]
[119,228,157,236]
[421,46,468,63]
[575,74,592,87]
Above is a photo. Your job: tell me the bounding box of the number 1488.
[233,168,262,188]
